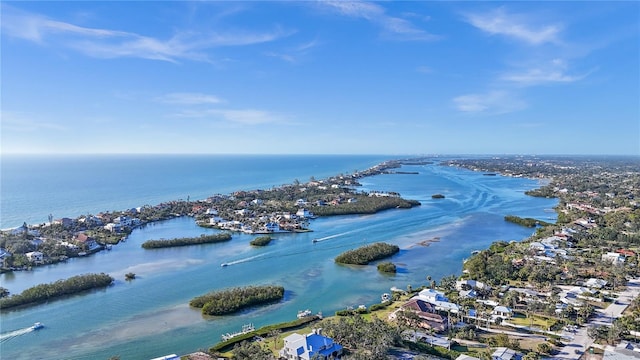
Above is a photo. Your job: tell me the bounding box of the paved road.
[549,278,640,360]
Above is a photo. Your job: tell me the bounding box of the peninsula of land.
[2,156,640,360]
[0,158,420,273]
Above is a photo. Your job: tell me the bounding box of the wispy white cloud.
[265,39,320,63]
[464,7,561,45]
[501,59,593,86]
[1,4,292,62]
[157,93,225,105]
[453,90,526,114]
[320,1,439,41]
[0,111,67,132]
[172,108,287,125]
[211,109,285,125]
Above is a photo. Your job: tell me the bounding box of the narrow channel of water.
[0,164,557,359]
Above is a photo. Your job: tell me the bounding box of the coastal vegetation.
[210,315,320,352]
[319,315,402,359]
[504,215,548,228]
[0,273,113,310]
[5,155,640,359]
[335,242,400,265]
[376,261,397,273]
[190,285,285,316]
[141,233,231,249]
[249,236,273,246]
[311,196,420,217]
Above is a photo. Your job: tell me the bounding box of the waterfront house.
[54,218,74,228]
[416,288,460,313]
[296,208,314,218]
[279,329,343,360]
[418,288,448,303]
[264,222,280,232]
[73,233,101,251]
[26,251,44,264]
[391,298,449,332]
[104,223,123,233]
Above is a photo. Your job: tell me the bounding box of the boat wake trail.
[0,326,35,343]
[313,229,358,243]
[222,252,272,267]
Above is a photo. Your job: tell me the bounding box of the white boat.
[32,322,44,330]
[297,309,312,318]
[381,293,391,302]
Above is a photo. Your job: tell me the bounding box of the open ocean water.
[0,155,557,359]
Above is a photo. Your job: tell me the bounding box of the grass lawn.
[509,313,554,329]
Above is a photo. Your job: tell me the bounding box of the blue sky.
[1,1,638,155]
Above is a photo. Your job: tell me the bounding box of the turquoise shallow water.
[0,159,557,359]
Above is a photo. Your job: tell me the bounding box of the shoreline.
[0,157,424,273]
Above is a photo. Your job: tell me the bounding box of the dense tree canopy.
[0,273,113,310]
[190,285,284,316]
[335,243,400,265]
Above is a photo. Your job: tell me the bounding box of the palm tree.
[268,329,281,350]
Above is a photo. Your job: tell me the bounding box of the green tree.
[537,342,552,354]
[232,341,274,360]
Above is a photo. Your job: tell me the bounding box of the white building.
[25,251,44,264]
[602,252,625,264]
[492,347,518,360]
[279,330,343,360]
[417,288,460,313]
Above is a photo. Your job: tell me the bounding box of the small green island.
[0,273,114,310]
[504,215,552,228]
[141,233,232,249]
[249,236,273,246]
[189,285,285,316]
[376,261,397,273]
[335,242,400,265]
[431,194,445,199]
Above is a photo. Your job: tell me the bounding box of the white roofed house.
[26,251,44,265]
[491,347,518,360]
[492,306,513,319]
[296,208,315,219]
[417,288,460,313]
[279,329,343,360]
[602,252,625,265]
[584,278,608,289]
